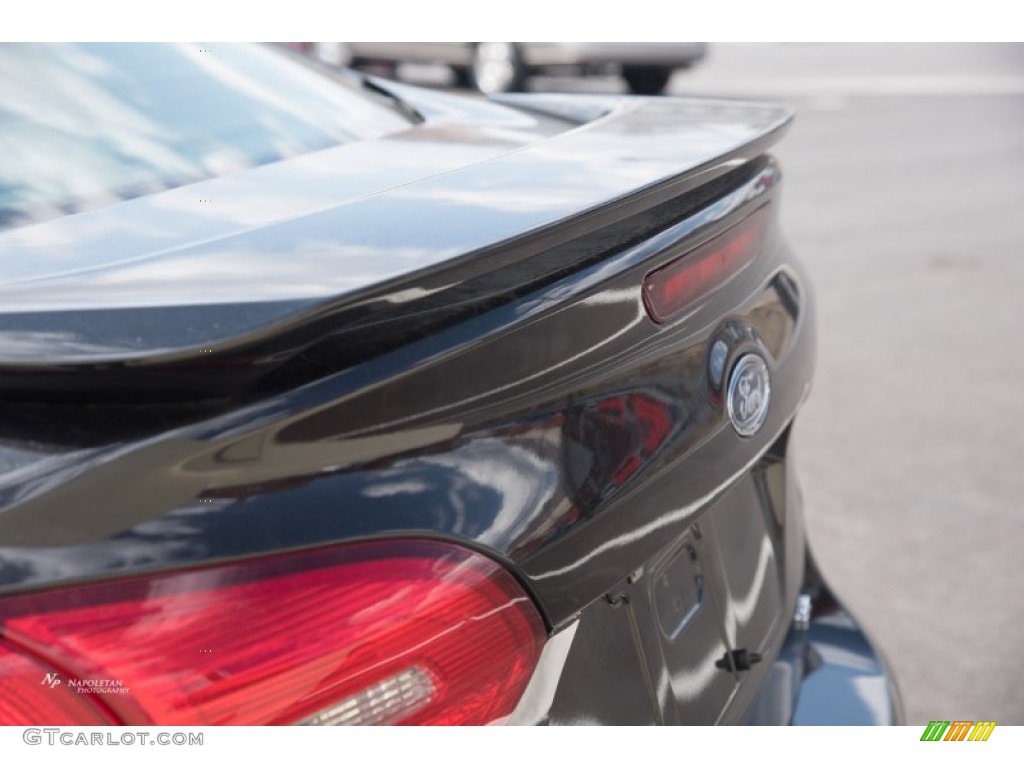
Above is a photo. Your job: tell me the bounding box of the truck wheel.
[451,66,474,89]
[623,66,672,95]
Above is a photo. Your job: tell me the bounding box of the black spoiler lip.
[0,90,791,397]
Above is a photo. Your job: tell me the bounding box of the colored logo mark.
[920,720,996,741]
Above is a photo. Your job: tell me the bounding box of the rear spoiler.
[0,92,791,400]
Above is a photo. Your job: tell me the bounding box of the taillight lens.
[0,541,545,726]
[642,205,770,323]
[0,641,114,724]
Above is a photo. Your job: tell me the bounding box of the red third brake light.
[0,540,546,726]
[642,205,771,323]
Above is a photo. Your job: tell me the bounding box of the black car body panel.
[0,48,900,726]
[0,89,788,397]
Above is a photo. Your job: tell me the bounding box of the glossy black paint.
[0,74,897,725]
[742,562,906,726]
[0,89,787,366]
[0,164,796,601]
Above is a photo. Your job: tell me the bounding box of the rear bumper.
[743,584,905,726]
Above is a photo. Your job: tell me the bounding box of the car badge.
[727,353,771,437]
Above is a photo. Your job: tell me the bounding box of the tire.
[471,42,526,95]
[623,66,673,95]
[451,66,474,89]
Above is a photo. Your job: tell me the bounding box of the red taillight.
[0,641,114,724]
[0,541,545,726]
[642,205,771,323]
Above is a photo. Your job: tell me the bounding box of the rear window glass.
[0,43,413,231]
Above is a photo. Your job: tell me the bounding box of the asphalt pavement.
[400,44,1024,724]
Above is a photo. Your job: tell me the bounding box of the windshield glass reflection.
[0,43,410,231]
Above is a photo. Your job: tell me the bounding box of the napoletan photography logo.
[920,720,997,742]
[41,672,130,697]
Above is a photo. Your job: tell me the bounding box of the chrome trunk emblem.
[727,353,771,437]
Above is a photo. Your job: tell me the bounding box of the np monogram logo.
[727,354,771,437]
[42,672,62,689]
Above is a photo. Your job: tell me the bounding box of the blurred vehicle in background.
[293,42,708,94]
